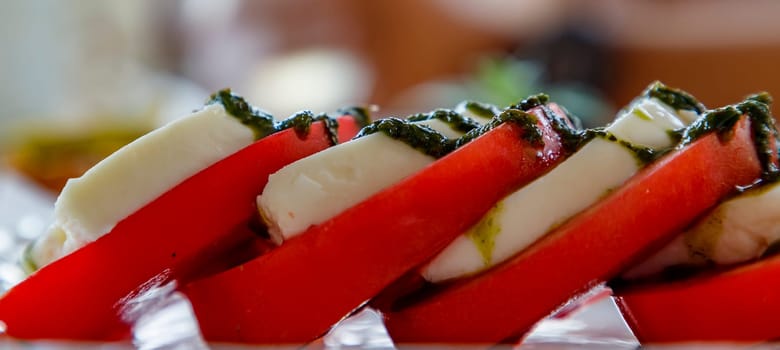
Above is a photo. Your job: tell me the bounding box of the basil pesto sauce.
[355,118,455,158]
[407,109,484,134]
[676,95,779,182]
[209,89,369,145]
[644,81,707,114]
[463,101,501,119]
[207,89,276,140]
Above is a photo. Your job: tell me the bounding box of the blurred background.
[3,0,780,192]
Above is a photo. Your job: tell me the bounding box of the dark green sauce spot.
[678,106,742,146]
[207,89,276,140]
[510,93,550,111]
[356,99,554,158]
[462,101,500,119]
[276,111,340,145]
[643,81,707,113]
[677,95,778,183]
[455,109,543,149]
[276,110,317,136]
[585,128,669,166]
[407,109,483,134]
[337,106,372,128]
[208,89,371,145]
[738,95,780,181]
[355,118,454,158]
[540,105,585,153]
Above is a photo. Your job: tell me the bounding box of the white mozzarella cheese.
[258,114,491,244]
[422,98,691,283]
[623,182,780,280]
[28,103,255,268]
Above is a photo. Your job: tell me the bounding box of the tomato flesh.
[381,116,765,344]
[615,239,780,343]
[182,106,570,344]
[0,117,362,340]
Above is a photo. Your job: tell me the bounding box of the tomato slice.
[182,105,571,344]
[615,247,780,342]
[380,115,765,344]
[0,116,362,341]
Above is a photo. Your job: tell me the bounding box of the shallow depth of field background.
[2,0,780,190]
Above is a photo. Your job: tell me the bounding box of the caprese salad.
[611,93,780,343]
[0,90,366,340]
[0,82,777,347]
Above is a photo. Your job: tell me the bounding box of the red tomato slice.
[182,105,571,344]
[381,115,765,344]
[0,116,362,341]
[615,248,780,343]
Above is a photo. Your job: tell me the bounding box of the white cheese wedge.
[422,98,693,283]
[27,103,255,269]
[623,181,780,280]
[258,110,492,244]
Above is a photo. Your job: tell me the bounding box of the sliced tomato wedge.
[615,248,780,343]
[0,116,363,341]
[380,115,766,344]
[182,105,571,344]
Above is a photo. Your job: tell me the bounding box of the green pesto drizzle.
[207,89,275,140]
[643,81,707,113]
[462,101,500,119]
[276,111,340,145]
[540,104,585,153]
[740,94,780,181]
[466,201,504,265]
[677,106,742,146]
[455,109,543,149]
[671,93,779,184]
[276,110,317,136]
[337,106,372,129]
[356,103,549,159]
[355,118,454,158]
[407,109,483,134]
[584,128,669,166]
[208,89,365,145]
[510,93,550,111]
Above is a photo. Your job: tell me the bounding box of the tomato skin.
[182,106,570,344]
[380,116,765,344]
[0,117,362,341]
[615,248,780,342]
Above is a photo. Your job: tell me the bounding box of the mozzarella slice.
[422,98,691,283]
[27,103,255,269]
[258,112,492,243]
[623,181,780,280]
